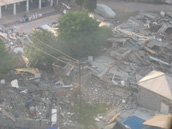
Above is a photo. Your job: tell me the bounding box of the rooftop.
[138,71,172,100]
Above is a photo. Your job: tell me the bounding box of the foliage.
[58,11,99,39]
[84,0,97,12]
[58,11,112,58]
[0,40,15,75]
[73,100,110,129]
[25,29,59,69]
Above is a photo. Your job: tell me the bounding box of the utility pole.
[78,61,82,122]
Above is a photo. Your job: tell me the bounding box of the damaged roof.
[138,71,172,100]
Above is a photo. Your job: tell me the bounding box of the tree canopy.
[75,0,84,10]
[0,40,15,75]
[84,0,97,12]
[25,29,59,69]
[25,11,112,69]
[58,11,99,39]
[58,11,112,58]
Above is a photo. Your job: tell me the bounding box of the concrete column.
[26,0,29,12]
[50,0,53,6]
[56,0,59,5]
[5,5,7,9]
[13,3,16,15]
[0,6,2,18]
[50,0,54,6]
[39,0,42,9]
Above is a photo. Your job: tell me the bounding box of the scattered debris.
[16,68,39,74]
[1,8,172,129]
[11,79,19,88]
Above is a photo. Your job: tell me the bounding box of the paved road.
[98,0,172,12]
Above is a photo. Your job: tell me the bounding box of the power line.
[2,14,79,63]
[26,43,77,67]
[2,16,80,68]
[31,35,79,62]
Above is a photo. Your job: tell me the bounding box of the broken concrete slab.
[11,79,19,88]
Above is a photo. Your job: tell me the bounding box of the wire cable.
[31,35,79,62]
[26,43,77,67]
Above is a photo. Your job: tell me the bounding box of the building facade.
[0,0,58,18]
[137,71,172,114]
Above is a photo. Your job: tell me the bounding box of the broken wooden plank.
[0,108,16,122]
[66,66,74,76]
[104,122,116,129]
[143,47,156,55]
[98,62,118,79]
[16,68,39,75]
[107,112,121,125]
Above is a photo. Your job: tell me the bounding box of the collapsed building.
[1,4,172,128]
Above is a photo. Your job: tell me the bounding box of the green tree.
[84,0,97,12]
[58,11,111,58]
[75,0,84,10]
[25,29,59,69]
[0,40,15,75]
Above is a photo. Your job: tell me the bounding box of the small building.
[137,71,172,114]
[0,0,58,18]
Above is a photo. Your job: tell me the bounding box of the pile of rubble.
[112,11,172,71]
[79,11,172,128]
[0,68,82,129]
[102,11,172,86]
[0,27,32,54]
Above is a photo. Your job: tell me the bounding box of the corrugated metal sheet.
[123,116,145,129]
[0,0,26,6]
[138,71,172,100]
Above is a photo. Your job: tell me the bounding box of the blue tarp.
[47,126,58,129]
[123,116,145,129]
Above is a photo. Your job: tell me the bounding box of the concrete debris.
[11,79,19,88]
[84,11,172,128]
[62,3,71,9]
[51,109,58,125]
[0,79,5,85]
[0,108,16,122]
[0,70,81,129]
